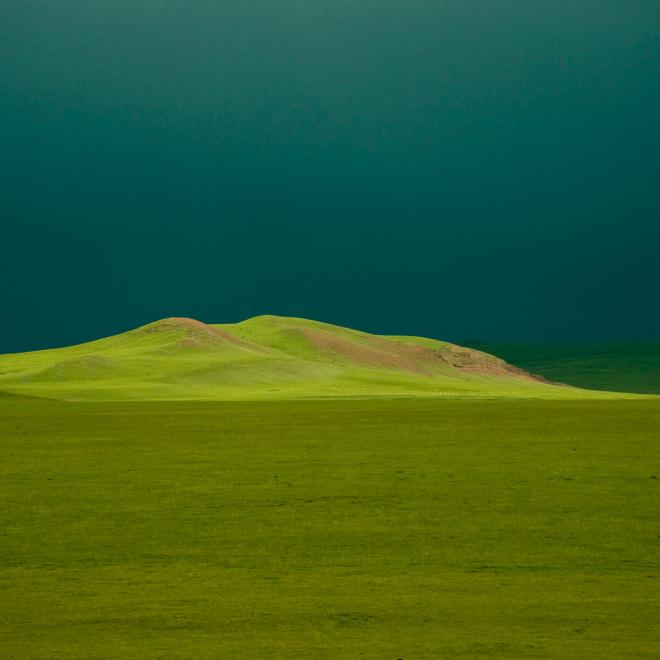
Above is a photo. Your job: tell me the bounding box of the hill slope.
[0,316,633,400]
[464,342,660,395]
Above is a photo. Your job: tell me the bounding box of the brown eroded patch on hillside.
[141,317,217,336]
[365,335,450,374]
[142,318,266,353]
[361,335,515,379]
[302,328,429,374]
[439,345,548,382]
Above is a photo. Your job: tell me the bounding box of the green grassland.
[1,395,659,658]
[0,316,633,401]
[2,319,657,656]
[465,342,660,395]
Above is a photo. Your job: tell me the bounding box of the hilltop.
[0,315,633,400]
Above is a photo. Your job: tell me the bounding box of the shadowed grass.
[465,342,660,394]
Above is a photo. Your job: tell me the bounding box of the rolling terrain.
[0,315,617,401]
[465,342,660,395]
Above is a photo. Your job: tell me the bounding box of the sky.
[2,1,660,352]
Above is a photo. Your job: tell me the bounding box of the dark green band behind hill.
[463,342,660,395]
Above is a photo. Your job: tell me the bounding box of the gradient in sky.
[2,1,659,351]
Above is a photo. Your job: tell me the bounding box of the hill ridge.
[0,315,631,401]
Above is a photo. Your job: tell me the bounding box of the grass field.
[1,394,659,658]
[465,342,660,395]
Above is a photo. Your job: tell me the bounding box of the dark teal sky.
[2,1,659,352]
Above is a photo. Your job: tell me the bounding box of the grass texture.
[1,395,659,658]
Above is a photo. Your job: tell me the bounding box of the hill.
[464,342,660,395]
[0,316,636,401]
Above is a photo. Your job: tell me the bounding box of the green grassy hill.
[464,342,660,395]
[0,316,626,401]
